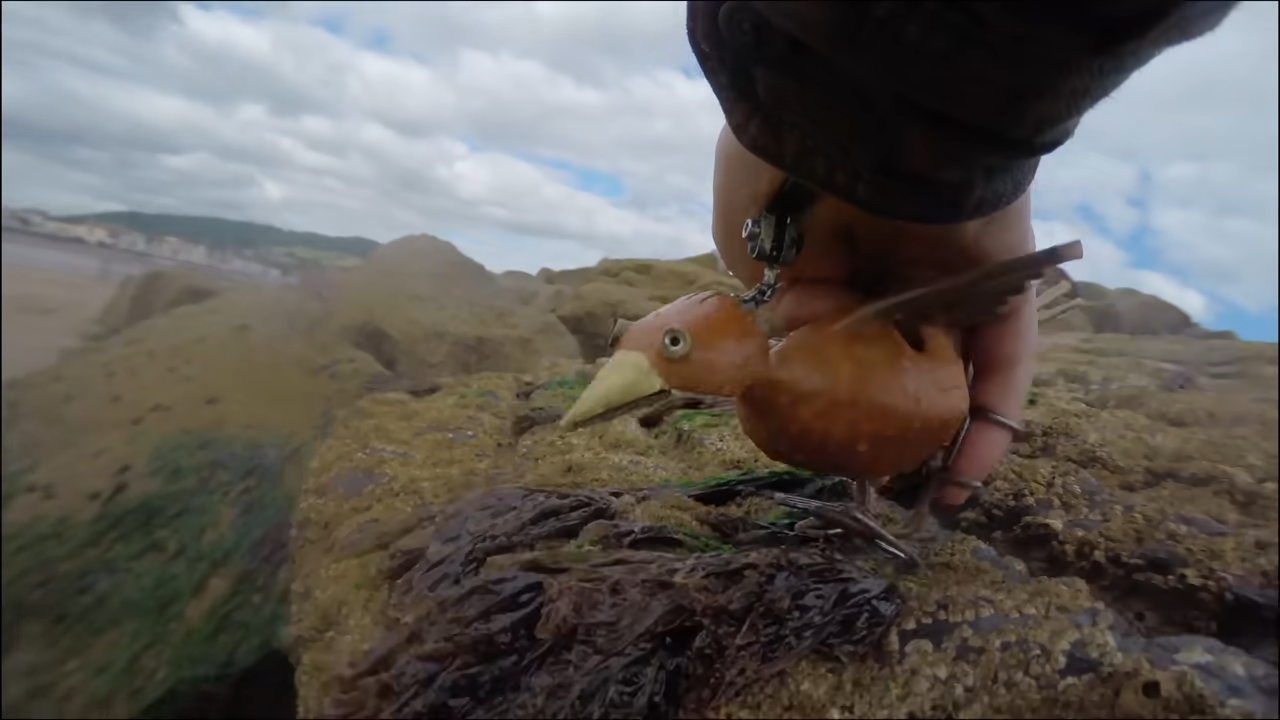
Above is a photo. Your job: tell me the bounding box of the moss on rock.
[2,433,295,718]
[291,329,1278,719]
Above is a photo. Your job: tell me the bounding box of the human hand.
[943,277,1036,506]
[712,129,1039,506]
[923,192,1040,508]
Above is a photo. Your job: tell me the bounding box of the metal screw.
[742,217,765,259]
[780,223,804,266]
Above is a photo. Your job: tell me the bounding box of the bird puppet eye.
[661,328,691,359]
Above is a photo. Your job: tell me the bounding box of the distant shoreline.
[1,229,294,286]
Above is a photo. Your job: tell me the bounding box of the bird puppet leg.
[791,475,904,553]
[907,414,971,537]
[849,476,888,521]
[903,353,976,537]
[778,492,921,565]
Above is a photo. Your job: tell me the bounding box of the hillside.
[59,211,380,261]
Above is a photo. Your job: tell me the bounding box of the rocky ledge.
[289,331,1278,719]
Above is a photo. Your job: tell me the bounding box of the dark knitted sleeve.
[688,1,1238,224]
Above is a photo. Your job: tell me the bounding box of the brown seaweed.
[323,486,902,720]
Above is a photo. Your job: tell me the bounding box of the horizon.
[4,204,1258,341]
[1,1,1276,341]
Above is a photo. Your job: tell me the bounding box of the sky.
[1,1,1276,341]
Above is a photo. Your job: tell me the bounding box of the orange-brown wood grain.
[605,288,968,480]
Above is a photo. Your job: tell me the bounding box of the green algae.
[534,373,592,405]
[1,432,297,718]
[677,528,738,554]
[660,467,822,491]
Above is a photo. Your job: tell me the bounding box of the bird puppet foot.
[769,480,921,566]
[906,490,947,542]
[794,478,878,536]
[899,411,975,542]
[794,517,841,538]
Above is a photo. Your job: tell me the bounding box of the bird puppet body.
[561,290,972,481]
[560,236,1080,483]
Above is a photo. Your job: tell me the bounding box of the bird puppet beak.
[560,349,670,431]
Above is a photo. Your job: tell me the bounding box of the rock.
[1183,326,1243,341]
[1076,280,1113,301]
[92,267,235,339]
[0,234,581,717]
[549,282,662,361]
[1080,287,1196,335]
[537,256,742,299]
[1,273,389,718]
[290,373,780,719]
[331,468,390,500]
[1162,366,1198,391]
[729,535,1278,720]
[1036,267,1238,340]
[1,434,296,718]
[1041,308,1098,334]
[535,256,743,362]
[6,230,1275,719]
[961,333,1278,667]
[291,328,1278,719]
[510,406,564,439]
[331,234,582,377]
[363,372,443,398]
[495,269,549,305]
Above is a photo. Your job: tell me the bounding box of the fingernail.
[948,474,985,491]
[936,476,984,508]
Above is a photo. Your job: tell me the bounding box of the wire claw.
[768,491,921,566]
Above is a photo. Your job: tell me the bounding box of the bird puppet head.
[559,291,769,431]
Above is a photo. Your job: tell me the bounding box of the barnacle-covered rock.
[955,333,1279,666]
[531,257,744,362]
[292,332,1279,718]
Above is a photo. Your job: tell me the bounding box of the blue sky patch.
[197,2,265,19]
[366,26,392,52]
[1053,198,1276,341]
[514,154,626,199]
[679,51,704,80]
[1072,202,1112,239]
[548,161,625,199]
[314,13,348,38]
[1217,307,1278,342]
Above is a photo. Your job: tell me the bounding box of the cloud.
[1032,218,1211,323]
[1,0,721,272]
[1,1,1276,338]
[1029,0,1277,328]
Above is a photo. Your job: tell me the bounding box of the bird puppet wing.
[833,240,1084,338]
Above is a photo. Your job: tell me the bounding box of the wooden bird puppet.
[560,239,1084,552]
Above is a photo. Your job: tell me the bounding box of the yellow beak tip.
[556,350,668,431]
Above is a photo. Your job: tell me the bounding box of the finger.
[764,282,856,334]
[939,288,1038,505]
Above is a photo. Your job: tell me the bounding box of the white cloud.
[1030,0,1278,320]
[1,0,721,272]
[1,0,1275,332]
[1030,150,1146,241]
[1032,219,1212,322]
